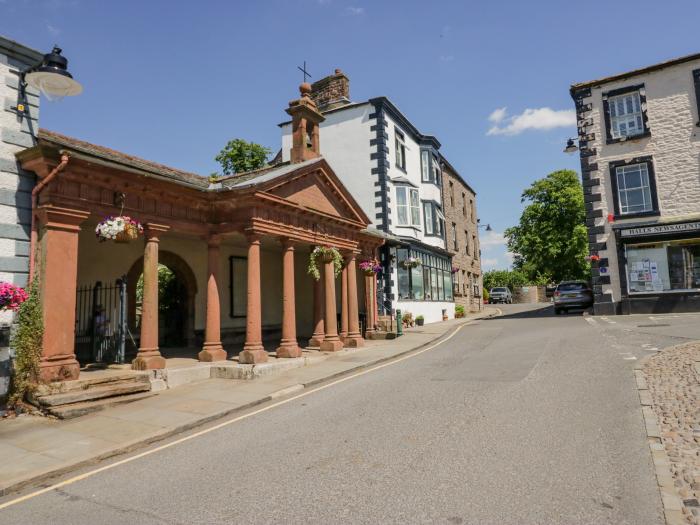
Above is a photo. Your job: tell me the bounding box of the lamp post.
[563,138,579,154]
[12,45,82,117]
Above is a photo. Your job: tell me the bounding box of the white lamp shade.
[25,70,83,101]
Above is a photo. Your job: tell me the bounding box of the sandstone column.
[239,233,268,363]
[320,255,343,352]
[133,223,169,370]
[345,252,364,347]
[198,236,227,362]
[308,248,325,347]
[37,206,89,382]
[339,260,349,341]
[276,238,302,358]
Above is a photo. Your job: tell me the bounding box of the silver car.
[489,287,512,304]
[553,281,593,314]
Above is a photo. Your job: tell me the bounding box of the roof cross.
[297,61,312,83]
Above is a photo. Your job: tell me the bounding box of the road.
[5,303,697,525]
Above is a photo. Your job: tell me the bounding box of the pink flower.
[0,282,28,311]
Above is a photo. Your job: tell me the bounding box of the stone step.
[36,380,151,407]
[47,391,156,419]
[34,372,149,396]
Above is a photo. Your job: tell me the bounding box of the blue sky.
[2,0,699,269]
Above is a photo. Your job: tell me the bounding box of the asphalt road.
[0,303,676,525]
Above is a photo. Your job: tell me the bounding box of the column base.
[132,349,166,370]
[276,343,303,358]
[239,346,268,364]
[320,338,344,352]
[39,355,80,382]
[198,342,227,362]
[344,334,364,348]
[307,335,324,347]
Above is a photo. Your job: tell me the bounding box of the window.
[610,158,658,217]
[470,199,475,222]
[432,155,441,187]
[449,181,455,206]
[464,231,469,255]
[462,193,467,217]
[421,151,430,182]
[472,235,477,259]
[229,256,247,318]
[626,239,700,294]
[420,149,441,186]
[423,202,434,235]
[452,223,458,250]
[395,129,406,171]
[396,248,450,301]
[603,85,649,143]
[396,186,420,227]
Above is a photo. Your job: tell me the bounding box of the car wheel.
[554,308,561,315]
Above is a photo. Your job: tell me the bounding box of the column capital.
[245,231,262,244]
[279,237,297,250]
[38,205,90,232]
[207,233,223,247]
[144,223,170,242]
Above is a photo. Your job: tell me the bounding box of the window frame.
[602,84,650,144]
[396,185,421,228]
[395,128,406,172]
[609,157,660,219]
[396,247,452,302]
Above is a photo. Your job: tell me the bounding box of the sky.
[2,0,699,270]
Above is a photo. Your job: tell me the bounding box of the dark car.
[553,281,593,314]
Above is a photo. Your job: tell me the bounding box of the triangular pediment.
[261,160,369,225]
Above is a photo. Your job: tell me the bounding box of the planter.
[114,223,140,243]
[415,317,424,326]
[95,216,144,243]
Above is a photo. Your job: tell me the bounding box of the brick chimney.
[285,82,325,163]
[310,69,350,111]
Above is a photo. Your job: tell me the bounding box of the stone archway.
[126,251,198,350]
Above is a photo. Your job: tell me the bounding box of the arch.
[126,250,198,349]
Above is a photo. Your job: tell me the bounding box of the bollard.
[396,309,403,337]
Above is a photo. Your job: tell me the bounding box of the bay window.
[396,186,420,227]
[423,201,444,238]
[396,248,452,302]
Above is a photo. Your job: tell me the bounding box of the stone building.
[570,52,700,314]
[280,69,455,324]
[440,156,482,312]
[16,83,383,383]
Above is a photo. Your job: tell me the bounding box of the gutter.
[29,151,70,281]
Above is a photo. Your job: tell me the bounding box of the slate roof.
[218,158,323,190]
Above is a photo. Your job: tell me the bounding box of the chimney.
[285,82,325,163]
[310,69,350,111]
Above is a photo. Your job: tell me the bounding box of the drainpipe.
[29,152,70,281]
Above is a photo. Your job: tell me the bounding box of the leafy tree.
[215,139,271,175]
[483,269,530,291]
[504,170,589,283]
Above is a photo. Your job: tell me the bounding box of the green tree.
[483,269,530,291]
[215,139,271,175]
[504,170,589,283]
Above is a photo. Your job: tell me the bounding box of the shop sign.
[620,222,700,238]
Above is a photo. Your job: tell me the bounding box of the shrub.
[8,280,44,409]
[483,288,490,303]
[455,305,465,318]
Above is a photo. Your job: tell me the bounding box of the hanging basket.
[359,258,381,276]
[95,216,144,243]
[307,246,343,281]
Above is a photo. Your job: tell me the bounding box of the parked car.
[489,287,512,304]
[553,281,593,314]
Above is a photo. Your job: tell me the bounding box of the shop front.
[615,219,700,313]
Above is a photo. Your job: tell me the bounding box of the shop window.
[626,240,700,294]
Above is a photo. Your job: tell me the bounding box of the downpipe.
[29,152,70,281]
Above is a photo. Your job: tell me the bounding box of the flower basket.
[400,257,421,269]
[95,216,144,243]
[308,246,343,281]
[359,258,382,276]
[0,282,28,311]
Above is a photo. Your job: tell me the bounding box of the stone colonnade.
[34,206,378,380]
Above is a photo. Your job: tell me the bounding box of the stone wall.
[441,160,482,311]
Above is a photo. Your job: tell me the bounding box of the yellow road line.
[0,322,469,511]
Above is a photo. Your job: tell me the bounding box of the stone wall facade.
[441,158,482,312]
[571,53,700,314]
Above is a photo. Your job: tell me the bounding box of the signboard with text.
[619,221,700,238]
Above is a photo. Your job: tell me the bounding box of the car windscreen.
[492,288,507,292]
[557,283,587,291]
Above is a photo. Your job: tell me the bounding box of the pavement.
[0,303,681,524]
[0,307,498,498]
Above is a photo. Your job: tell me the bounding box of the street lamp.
[563,138,579,154]
[477,220,493,232]
[12,45,82,117]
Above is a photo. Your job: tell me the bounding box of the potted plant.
[359,258,382,276]
[415,314,424,326]
[95,216,144,243]
[455,305,465,318]
[0,282,28,311]
[307,246,343,280]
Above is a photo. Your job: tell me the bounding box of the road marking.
[0,321,470,511]
[584,317,597,325]
[618,352,637,360]
[600,317,616,324]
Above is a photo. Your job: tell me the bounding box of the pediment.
[262,161,369,225]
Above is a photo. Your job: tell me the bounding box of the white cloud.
[486,107,576,136]
[481,258,499,267]
[46,22,60,36]
[479,230,514,271]
[488,107,507,124]
[479,230,506,247]
[345,6,364,15]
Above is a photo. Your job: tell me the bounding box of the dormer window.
[603,84,649,143]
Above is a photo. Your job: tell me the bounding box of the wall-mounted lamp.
[563,138,579,154]
[11,45,82,118]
